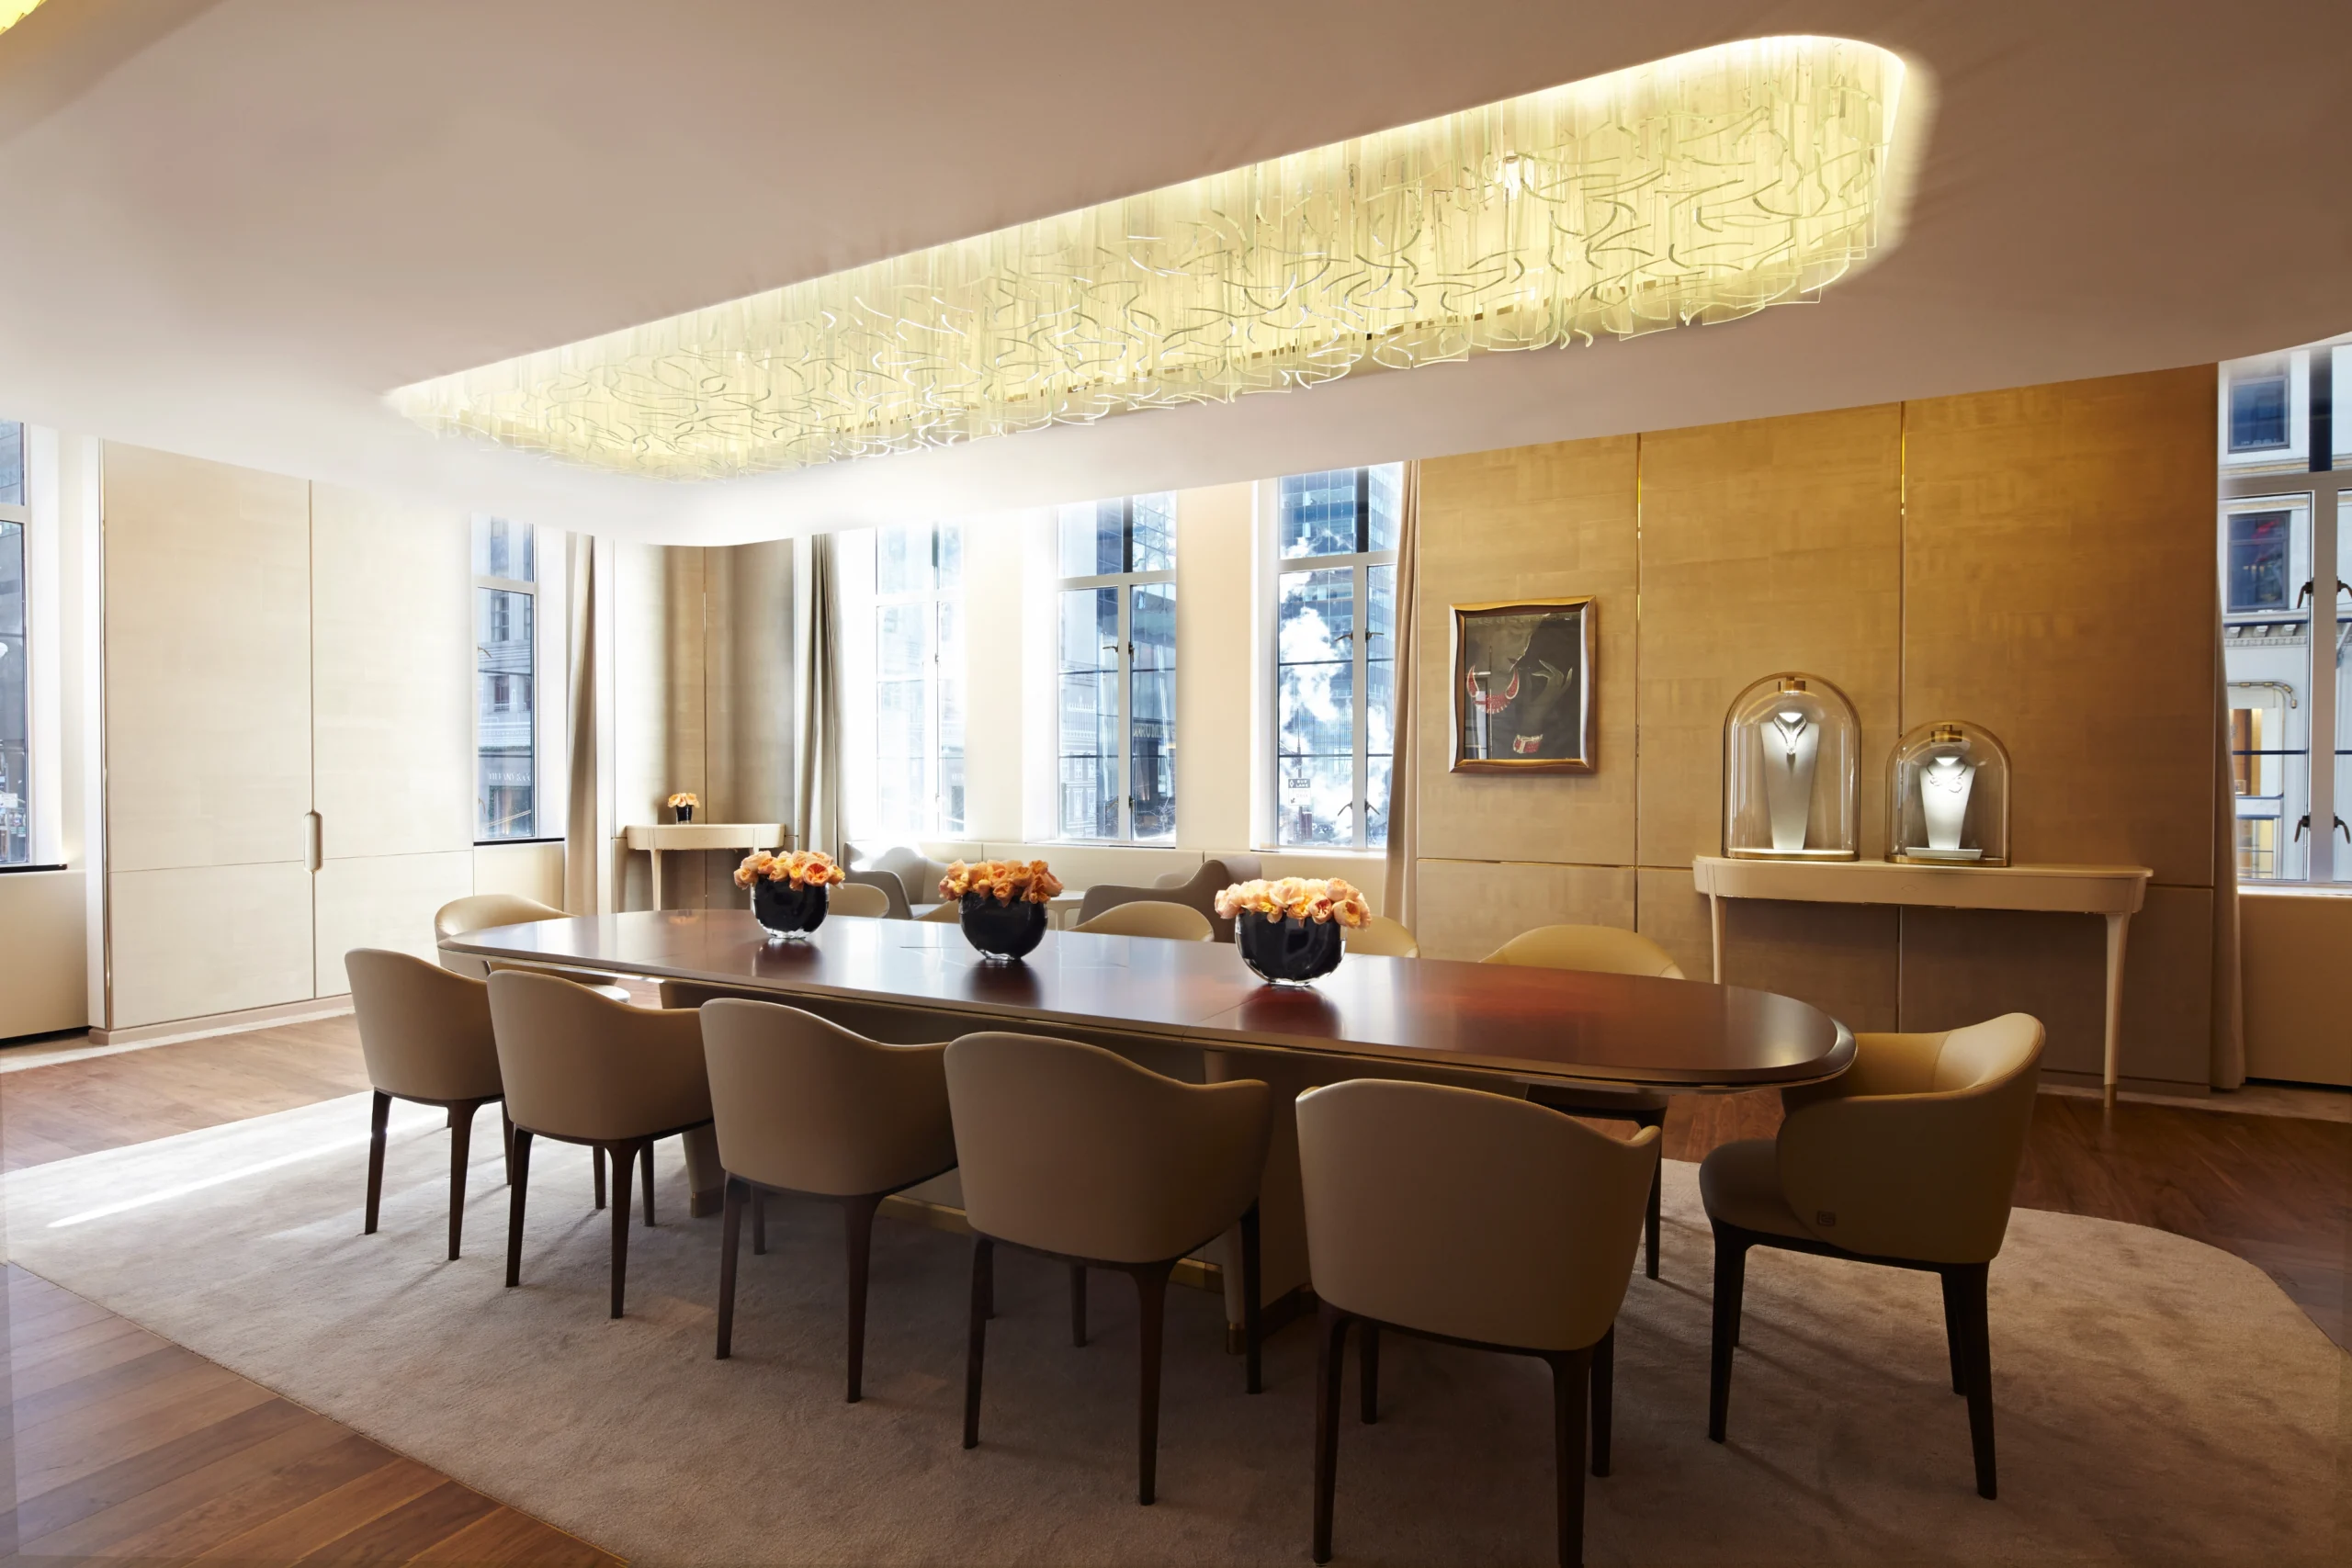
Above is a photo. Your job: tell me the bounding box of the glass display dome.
[1887,720,2011,866]
[1723,672,1860,861]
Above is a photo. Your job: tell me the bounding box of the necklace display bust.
[1759,709,1819,852]
[1920,753,1976,852]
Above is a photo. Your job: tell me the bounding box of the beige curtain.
[795,532,846,861]
[1383,461,1421,928]
[2210,588,2245,1089]
[563,533,604,915]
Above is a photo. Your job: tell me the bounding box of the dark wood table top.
[447,910,1853,1090]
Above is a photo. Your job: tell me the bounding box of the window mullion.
[1117,580,1134,840]
[1352,558,1369,850]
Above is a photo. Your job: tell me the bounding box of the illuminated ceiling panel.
[392,35,1907,479]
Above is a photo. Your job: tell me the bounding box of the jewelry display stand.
[1888,721,2010,867]
[1722,672,1860,861]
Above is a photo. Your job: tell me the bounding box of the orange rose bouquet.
[1214,876,1372,929]
[938,859,1064,905]
[733,849,847,890]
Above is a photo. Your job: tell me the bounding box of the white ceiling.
[0,0,2344,543]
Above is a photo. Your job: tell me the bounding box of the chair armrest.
[1781,1031,1944,1113]
[1776,1088,2032,1264]
[843,869,912,919]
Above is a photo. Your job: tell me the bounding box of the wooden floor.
[0,1013,2344,1563]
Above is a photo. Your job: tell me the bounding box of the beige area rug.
[3,1095,2343,1567]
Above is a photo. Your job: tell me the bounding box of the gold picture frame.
[1450,597,1595,773]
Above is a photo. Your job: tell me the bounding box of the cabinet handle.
[305,811,323,873]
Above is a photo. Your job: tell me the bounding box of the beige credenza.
[99,446,475,1032]
[622,822,788,909]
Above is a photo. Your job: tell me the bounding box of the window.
[1057,495,1175,840]
[2219,336,2349,884]
[870,523,966,837]
[0,420,26,865]
[473,516,537,840]
[1268,466,1401,848]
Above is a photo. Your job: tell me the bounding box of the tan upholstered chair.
[915,900,961,922]
[827,882,891,919]
[1297,1078,1657,1568]
[1072,901,1215,941]
[850,844,955,917]
[945,1032,1273,1505]
[1481,924,1684,1279]
[487,971,715,1318]
[1700,1013,2045,1500]
[1076,853,1262,942]
[1342,915,1419,957]
[433,893,632,1004]
[701,1000,957,1400]
[345,949,507,1260]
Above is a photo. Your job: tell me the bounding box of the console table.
[1691,856,2153,1101]
[622,822,789,910]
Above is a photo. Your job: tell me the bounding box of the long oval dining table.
[447,908,1854,1327]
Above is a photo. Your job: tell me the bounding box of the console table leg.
[1708,893,1726,985]
[2101,911,2130,1107]
[650,848,663,913]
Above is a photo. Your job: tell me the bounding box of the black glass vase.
[752,878,827,940]
[960,894,1048,963]
[1237,912,1345,985]
[674,804,695,822]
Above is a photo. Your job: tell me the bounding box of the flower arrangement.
[667,792,700,810]
[733,849,846,890]
[1215,876,1373,929]
[939,859,1065,905]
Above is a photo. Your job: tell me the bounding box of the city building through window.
[0,420,26,866]
[1057,494,1176,840]
[473,516,537,840]
[871,523,966,838]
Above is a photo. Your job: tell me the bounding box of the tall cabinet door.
[102,445,314,1030]
[310,484,474,993]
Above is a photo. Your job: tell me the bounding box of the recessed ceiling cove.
[390,36,1905,481]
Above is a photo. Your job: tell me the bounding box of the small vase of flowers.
[1216,877,1371,986]
[940,859,1065,963]
[736,849,844,940]
[668,792,699,824]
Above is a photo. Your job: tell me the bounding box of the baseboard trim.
[87,994,355,1051]
[2040,1067,2211,1098]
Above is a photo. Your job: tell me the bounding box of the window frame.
[1055,495,1177,843]
[471,515,543,844]
[869,522,967,839]
[1259,467,1399,852]
[0,420,30,868]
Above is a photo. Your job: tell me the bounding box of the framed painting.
[1450,597,1595,773]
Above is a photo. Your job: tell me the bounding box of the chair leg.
[1240,1201,1263,1395]
[1590,1326,1614,1478]
[593,1145,606,1211]
[1312,1302,1350,1565]
[1707,1223,1749,1443]
[1359,1323,1380,1425]
[639,1140,657,1228]
[499,1104,514,1187]
[503,1129,534,1288]
[1134,1262,1173,1506]
[1951,1262,1998,1499]
[843,1193,881,1403]
[363,1090,390,1235]
[607,1140,637,1319]
[1070,1265,1088,1348]
[963,1236,993,1449]
[1644,1158,1663,1281]
[1940,1269,1967,1395]
[446,1101,475,1261]
[1548,1347,1594,1568]
[716,1176,745,1359]
[752,1188,767,1255]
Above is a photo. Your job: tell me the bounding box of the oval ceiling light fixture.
[393,35,1909,480]
[0,1,49,36]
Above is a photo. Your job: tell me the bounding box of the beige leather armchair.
[433,893,632,1005]
[486,971,717,1319]
[345,949,507,1261]
[701,999,957,1400]
[1481,923,1684,1279]
[1072,901,1214,941]
[1699,1012,2045,1500]
[1297,1078,1657,1568]
[1341,914,1419,957]
[944,1032,1272,1506]
[1075,854,1262,942]
[827,882,892,919]
[849,844,953,917]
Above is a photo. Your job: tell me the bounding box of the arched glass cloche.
[1723,672,1860,861]
[1887,720,2010,866]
